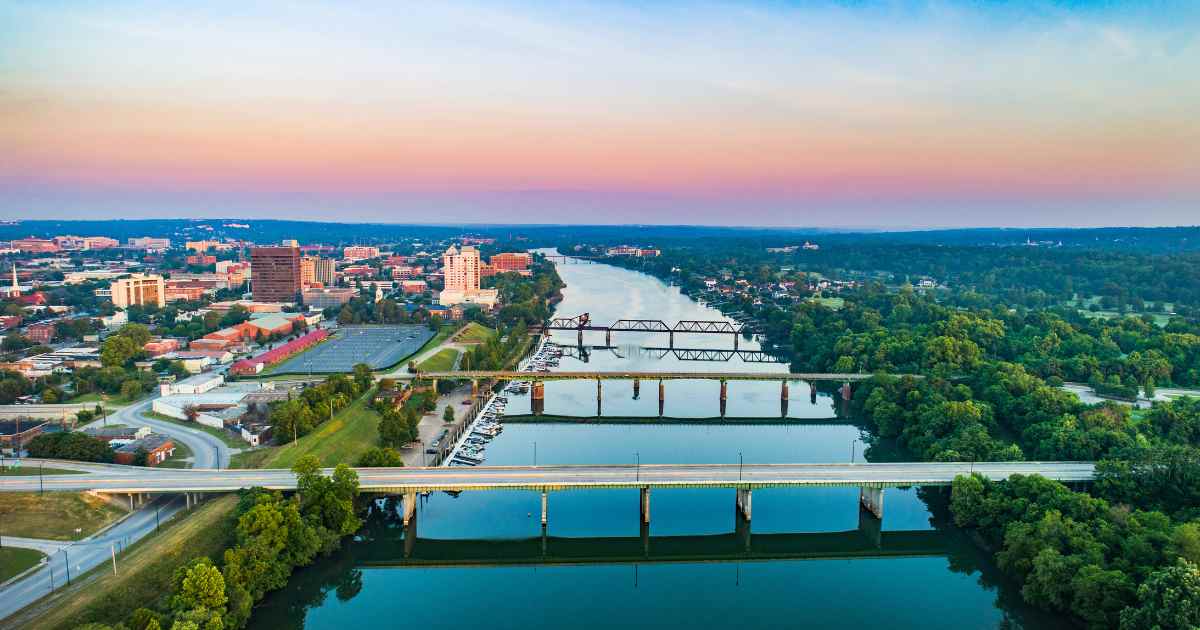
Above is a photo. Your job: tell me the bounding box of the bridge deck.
[404,370,905,381]
[0,462,1094,494]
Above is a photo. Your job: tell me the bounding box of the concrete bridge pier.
[735,504,752,550]
[735,488,752,521]
[596,379,603,417]
[541,524,548,556]
[531,381,545,416]
[431,379,439,394]
[658,380,665,417]
[541,491,549,526]
[404,511,417,558]
[668,331,674,349]
[640,487,651,524]
[733,333,739,350]
[719,379,728,418]
[577,329,584,346]
[781,381,789,417]
[402,491,417,526]
[641,520,650,557]
[858,503,882,549]
[471,379,479,400]
[841,381,853,401]
[810,383,818,405]
[633,378,640,400]
[605,329,612,346]
[859,486,883,520]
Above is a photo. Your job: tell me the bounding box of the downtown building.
[438,245,497,308]
[110,273,166,308]
[250,246,301,303]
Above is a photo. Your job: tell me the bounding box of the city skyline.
[2,0,1199,227]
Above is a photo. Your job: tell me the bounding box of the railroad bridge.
[533,313,748,349]
[406,370,900,417]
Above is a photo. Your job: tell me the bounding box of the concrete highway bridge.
[0,461,1093,531]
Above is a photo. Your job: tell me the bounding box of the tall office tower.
[250,246,301,302]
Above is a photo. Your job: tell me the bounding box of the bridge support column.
[658,380,665,417]
[596,379,602,417]
[735,488,752,521]
[810,382,817,404]
[841,381,852,401]
[719,380,728,418]
[577,329,584,347]
[531,381,545,416]
[859,486,884,520]
[605,329,611,346]
[402,491,417,526]
[640,487,650,524]
[780,380,789,417]
[431,379,438,394]
[735,505,752,550]
[668,331,674,349]
[633,378,640,400]
[404,513,417,558]
[471,379,478,399]
[858,501,882,549]
[541,491,548,526]
[733,332,739,350]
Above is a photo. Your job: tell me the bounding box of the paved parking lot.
[272,325,435,374]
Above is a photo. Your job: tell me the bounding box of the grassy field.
[9,495,238,630]
[417,348,460,372]
[259,390,380,468]
[0,547,45,582]
[143,411,249,448]
[229,447,275,469]
[63,392,139,409]
[0,466,82,476]
[456,322,496,344]
[809,296,845,310]
[0,493,127,540]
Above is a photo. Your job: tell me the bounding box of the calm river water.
[249,253,1059,629]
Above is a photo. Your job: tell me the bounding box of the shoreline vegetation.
[588,239,1200,629]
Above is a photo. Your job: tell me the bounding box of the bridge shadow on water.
[356,505,937,567]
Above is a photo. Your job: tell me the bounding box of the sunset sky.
[2,1,1198,227]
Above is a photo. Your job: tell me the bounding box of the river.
[248,253,1059,629]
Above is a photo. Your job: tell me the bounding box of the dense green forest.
[579,237,1200,629]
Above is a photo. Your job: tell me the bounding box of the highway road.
[0,461,1096,494]
[0,494,186,622]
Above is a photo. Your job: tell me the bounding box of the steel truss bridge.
[533,313,750,348]
[554,343,787,364]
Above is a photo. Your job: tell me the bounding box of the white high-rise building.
[438,245,497,307]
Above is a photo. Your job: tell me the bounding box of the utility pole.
[63,549,71,585]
